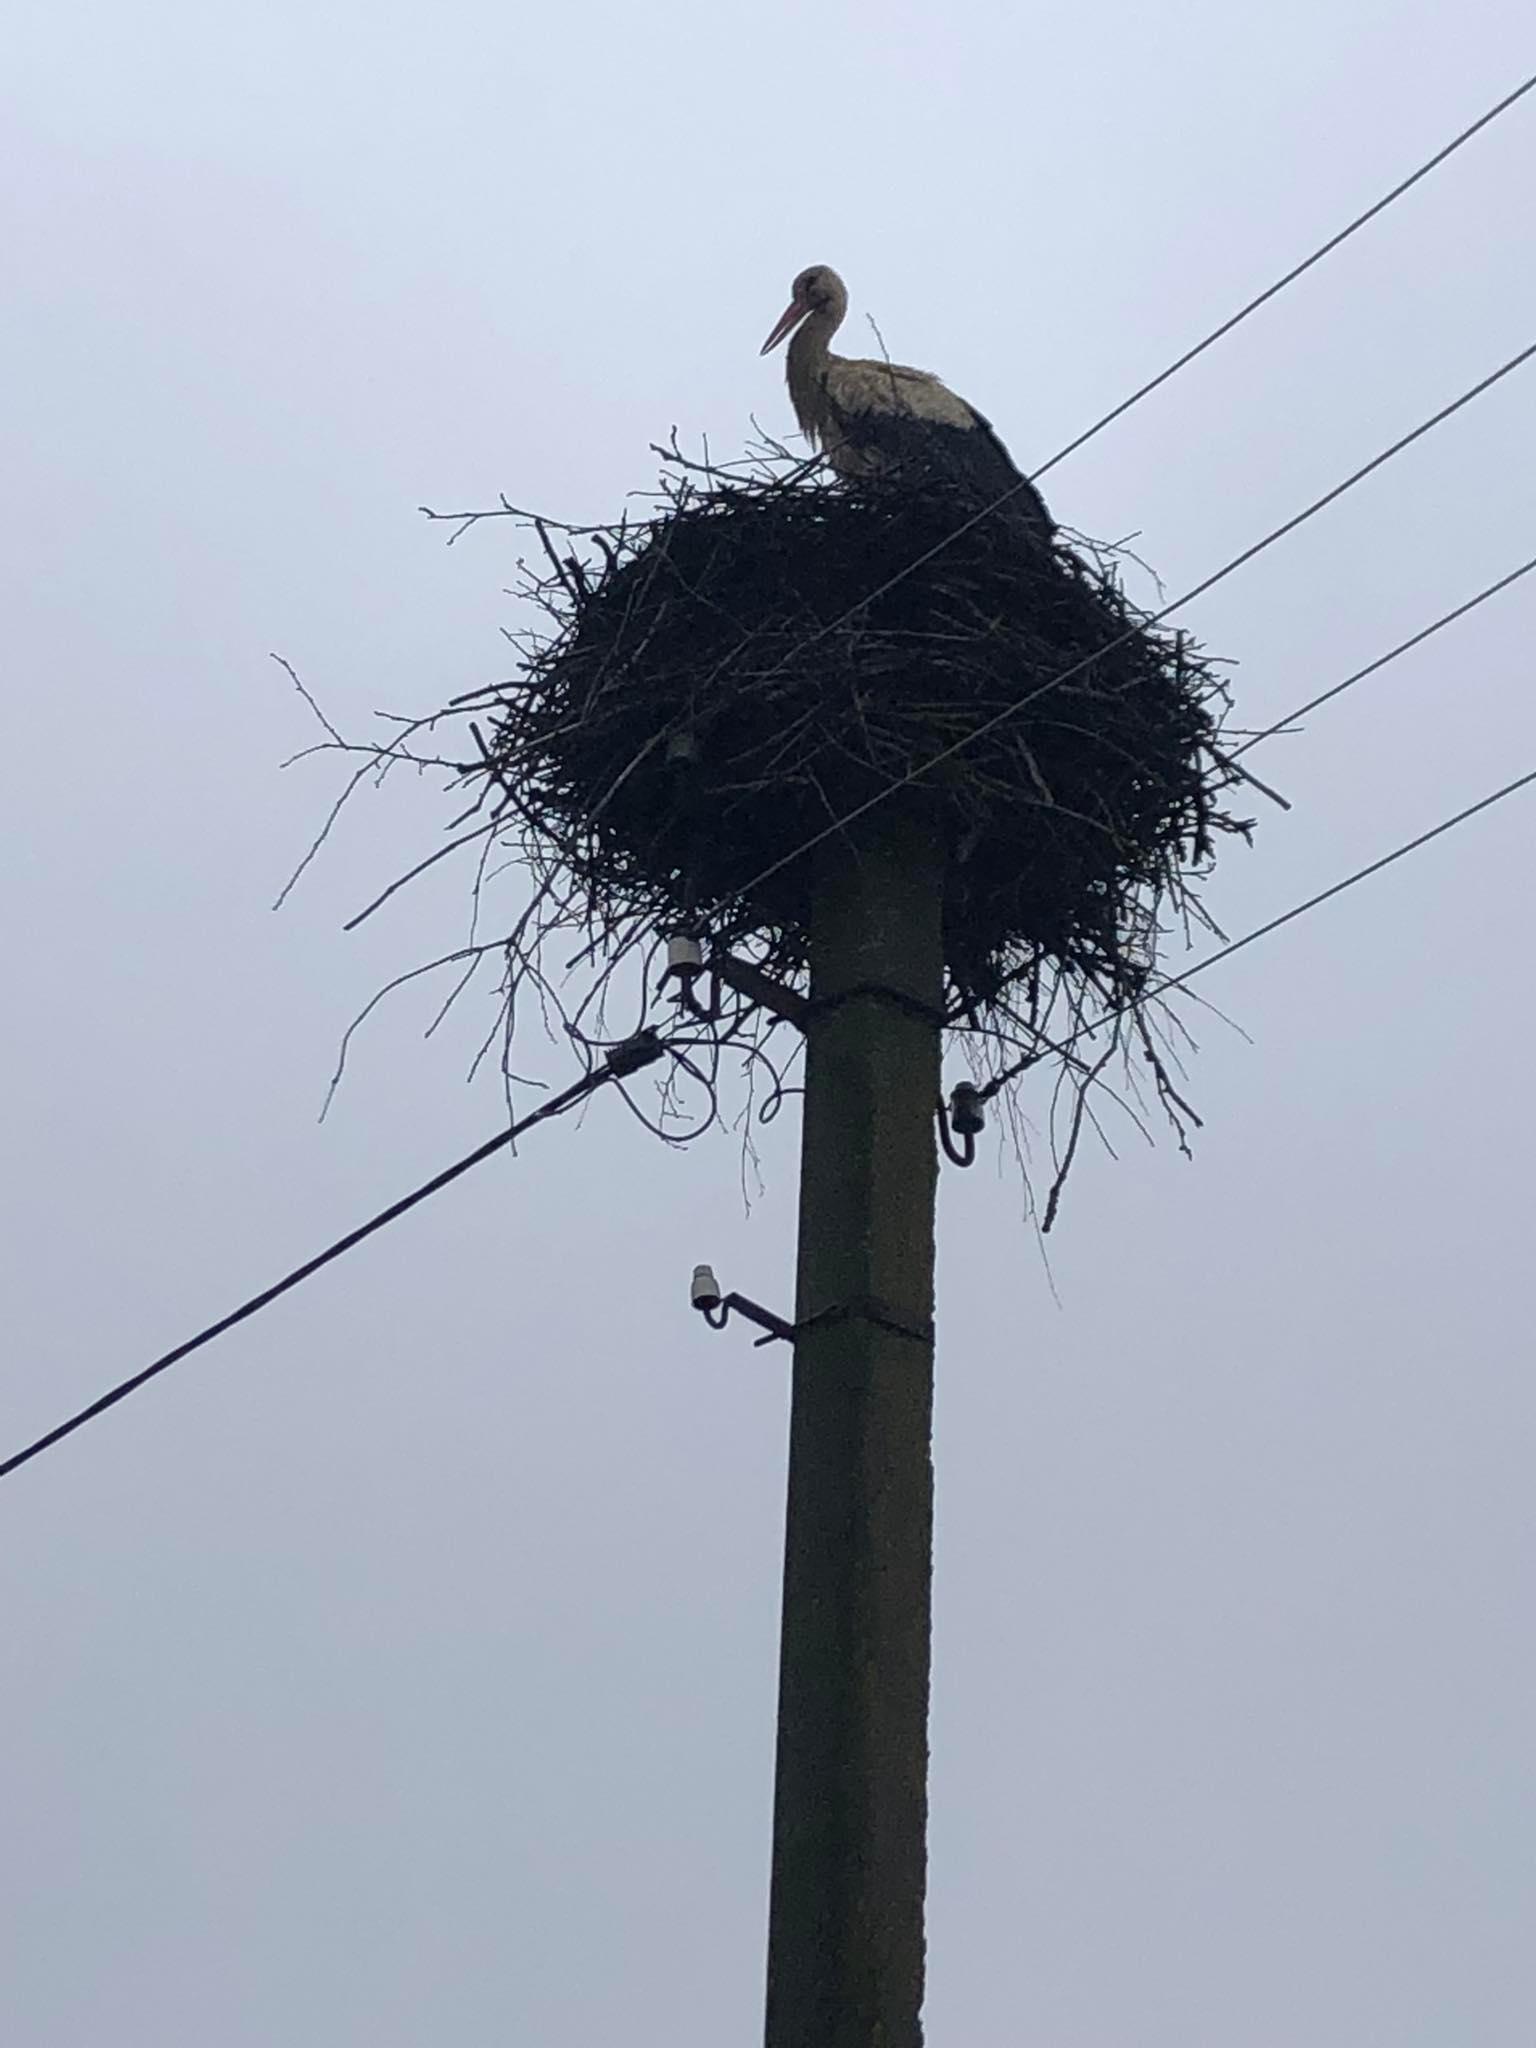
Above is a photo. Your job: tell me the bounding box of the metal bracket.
[690,1265,795,1348]
[661,941,808,1031]
[709,954,809,1029]
[689,1271,933,1351]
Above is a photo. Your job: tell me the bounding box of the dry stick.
[270,652,344,745]
[341,819,502,933]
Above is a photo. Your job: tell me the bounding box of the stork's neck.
[786,305,843,441]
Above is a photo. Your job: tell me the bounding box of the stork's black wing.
[956,406,1055,538]
[828,387,1054,540]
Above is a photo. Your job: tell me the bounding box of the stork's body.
[762,265,1053,536]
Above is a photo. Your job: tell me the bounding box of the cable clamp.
[604,1030,666,1079]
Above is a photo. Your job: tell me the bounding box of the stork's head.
[761,265,847,354]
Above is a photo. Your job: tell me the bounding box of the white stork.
[761,264,1053,535]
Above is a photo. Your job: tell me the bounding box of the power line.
[0,1035,665,1483]
[1230,553,1536,760]
[729,338,1536,909]
[979,759,1536,1100]
[1141,763,1536,1005]
[1029,72,1536,483]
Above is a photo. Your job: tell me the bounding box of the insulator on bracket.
[689,1264,794,1347]
[937,1081,985,1168]
[663,937,708,991]
[949,1082,985,1137]
[665,933,706,983]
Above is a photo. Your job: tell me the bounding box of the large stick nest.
[295,447,1260,1220]
[471,453,1250,1028]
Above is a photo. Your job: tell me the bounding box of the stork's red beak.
[761,296,807,355]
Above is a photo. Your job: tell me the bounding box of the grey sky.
[4,3,1534,2042]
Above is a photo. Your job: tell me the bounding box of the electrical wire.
[1138,764,1536,1005]
[0,1036,665,1482]
[1229,553,1536,760]
[978,759,1536,1100]
[1029,71,1536,483]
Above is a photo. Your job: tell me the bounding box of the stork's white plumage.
[761,265,1053,535]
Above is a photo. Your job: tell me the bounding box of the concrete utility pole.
[764,810,946,2048]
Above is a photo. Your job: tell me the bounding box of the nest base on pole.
[478,460,1247,1032]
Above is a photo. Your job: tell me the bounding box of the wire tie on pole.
[804,982,950,1030]
[794,1297,934,1347]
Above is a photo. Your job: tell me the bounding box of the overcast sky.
[4,4,1535,2043]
